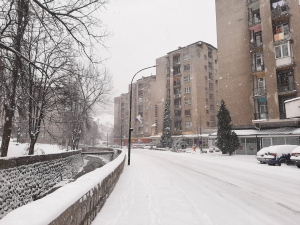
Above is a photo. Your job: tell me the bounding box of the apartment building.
[114,41,219,146]
[215,0,300,129]
[155,41,219,140]
[114,76,157,145]
[114,93,129,145]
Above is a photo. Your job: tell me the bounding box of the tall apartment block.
[216,0,300,129]
[155,41,219,137]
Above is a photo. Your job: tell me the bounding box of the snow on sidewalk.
[92,150,216,225]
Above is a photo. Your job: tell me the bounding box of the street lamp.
[128,65,157,165]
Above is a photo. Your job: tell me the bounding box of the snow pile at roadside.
[0,151,126,225]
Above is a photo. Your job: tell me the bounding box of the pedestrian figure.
[193,145,196,153]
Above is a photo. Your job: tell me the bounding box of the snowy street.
[92,148,300,225]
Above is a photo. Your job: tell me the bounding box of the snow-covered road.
[92,149,300,225]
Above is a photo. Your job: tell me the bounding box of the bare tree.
[0,0,109,156]
[57,64,112,150]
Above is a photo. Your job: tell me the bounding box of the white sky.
[100,0,217,97]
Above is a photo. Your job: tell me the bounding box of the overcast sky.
[100,0,217,98]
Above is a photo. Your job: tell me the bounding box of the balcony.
[246,0,258,5]
[274,32,291,42]
[166,83,170,89]
[174,116,182,121]
[174,104,181,109]
[275,55,293,68]
[251,64,265,73]
[173,81,181,87]
[271,4,290,21]
[254,112,269,120]
[250,41,263,51]
[248,16,261,27]
[174,93,181,99]
[278,82,297,96]
[253,87,266,97]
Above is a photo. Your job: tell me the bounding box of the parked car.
[290,146,300,168]
[263,145,298,166]
[256,147,270,164]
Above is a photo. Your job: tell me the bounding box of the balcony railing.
[173,81,181,87]
[247,0,258,5]
[254,112,269,120]
[174,105,181,109]
[251,64,265,73]
[174,93,181,98]
[174,116,182,121]
[274,32,291,42]
[271,4,290,20]
[248,17,261,27]
[250,41,263,49]
[253,87,266,97]
[277,82,296,93]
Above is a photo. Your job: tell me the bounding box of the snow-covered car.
[263,145,298,166]
[290,146,300,169]
[256,146,270,164]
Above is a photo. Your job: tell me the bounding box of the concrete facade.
[215,0,300,129]
[156,42,219,136]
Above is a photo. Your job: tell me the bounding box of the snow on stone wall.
[0,151,83,219]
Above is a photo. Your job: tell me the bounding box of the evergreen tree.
[216,99,240,155]
[160,100,173,147]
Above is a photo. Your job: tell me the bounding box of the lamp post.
[128,65,157,165]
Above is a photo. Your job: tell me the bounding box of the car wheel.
[278,158,286,166]
[297,165,300,169]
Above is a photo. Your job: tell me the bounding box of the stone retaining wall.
[0,151,83,219]
[50,151,125,225]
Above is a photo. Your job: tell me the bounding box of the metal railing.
[254,112,268,120]
[246,0,258,5]
[248,17,261,27]
[251,64,265,73]
[271,4,290,19]
[253,87,266,97]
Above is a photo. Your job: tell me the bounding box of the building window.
[184,75,190,82]
[208,62,213,69]
[185,121,192,128]
[204,54,207,60]
[183,53,189,61]
[184,64,190,71]
[205,76,208,81]
[205,65,207,71]
[155,105,158,117]
[210,105,214,110]
[215,59,217,64]
[185,109,191,116]
[206,121,210,126]
[209,72,213,79]
[184,87,191,93]
[209,94,214,99]
[209,83,213,90]
[208,48,212,58]
[173,65,181,75]
[274,43,291,59]
[215,80,218,84]
[206,110,209,114]
[185,98,191,105]
[173,55,180,64]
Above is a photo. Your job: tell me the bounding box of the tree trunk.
[28,138,36,155]
[0,0,29,157]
